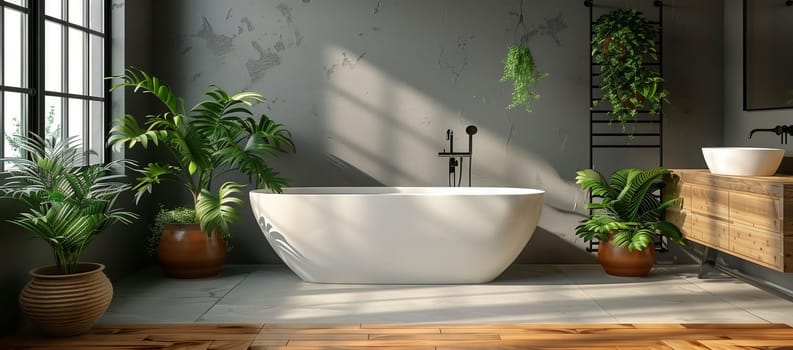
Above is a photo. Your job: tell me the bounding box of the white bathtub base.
[250,187,544,284]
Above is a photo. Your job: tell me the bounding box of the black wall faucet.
[439,125,477,186]
[749,125,793,144]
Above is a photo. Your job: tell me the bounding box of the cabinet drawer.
[729,192,781,232]
[731,225,783,270]
[665,208,690,237]
[690,185,729,219]
[690,213,730,250]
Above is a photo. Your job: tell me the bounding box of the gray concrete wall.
[145,0,722,265]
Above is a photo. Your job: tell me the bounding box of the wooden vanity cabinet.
[665,169,793,272]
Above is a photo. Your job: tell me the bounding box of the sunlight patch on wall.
[322,45,456,186]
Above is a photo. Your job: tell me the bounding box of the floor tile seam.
[195,271,253,323]
[682,276,775,323]
[552,265,619,323]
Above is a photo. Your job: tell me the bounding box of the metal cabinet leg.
[698,246,717,279]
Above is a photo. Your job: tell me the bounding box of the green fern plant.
[575,167,684,252]
[108,67,295,241]
[147,206,199,256]
[0,135,139,274]
[591,9,668,127]
[500,44,548,112]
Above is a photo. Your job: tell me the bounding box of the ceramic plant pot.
[19,262,112,337]
[597,234,656,277]
[157,223,227,278]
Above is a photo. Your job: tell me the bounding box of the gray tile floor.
[101,264,793,325]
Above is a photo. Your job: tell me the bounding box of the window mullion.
[1,5,5,158]
[61,0,68,140]
[28,0,42,137]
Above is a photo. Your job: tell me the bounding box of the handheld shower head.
[465,125,478,135]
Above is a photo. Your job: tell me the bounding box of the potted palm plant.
[575,167,684,277]
[0,135,138,336]
[591,8,668,129]
[108,67,295,278]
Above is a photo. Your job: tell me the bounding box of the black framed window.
[0,0,107,168]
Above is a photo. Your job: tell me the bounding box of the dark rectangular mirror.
[744,0,793,111]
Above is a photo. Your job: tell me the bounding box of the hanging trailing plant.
[591,8,668,127]
[501,44,548,112]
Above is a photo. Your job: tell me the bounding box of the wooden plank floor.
[3,323,793,349]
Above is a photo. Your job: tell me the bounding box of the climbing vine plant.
[591,8,668,127]
[501,44,548,112]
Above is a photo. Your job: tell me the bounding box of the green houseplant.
[108,67,295,277]
[591,9,668,128]
[575,167,684,276]
[501,44,548,112]
[0,135,138,336]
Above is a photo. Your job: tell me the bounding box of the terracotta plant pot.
[157,223,227,278]
[597,234,656,277]
[19,262,112,337]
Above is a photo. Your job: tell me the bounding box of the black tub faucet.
[439,125,477,187]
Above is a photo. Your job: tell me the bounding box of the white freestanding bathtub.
[249,187,544,284]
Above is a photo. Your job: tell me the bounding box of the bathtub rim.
[250,187,545,196]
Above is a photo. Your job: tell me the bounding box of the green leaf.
[195,182,245,236]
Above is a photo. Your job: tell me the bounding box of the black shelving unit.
[583,0,667,253]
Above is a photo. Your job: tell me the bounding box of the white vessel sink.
[702,147,785,176]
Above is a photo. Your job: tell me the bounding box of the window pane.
[89,33,102,97]
[6,0,26,6]
[45,0,63,19]
[89,0,102,31]
[88,100,102,163]
[3,8,25,88]
[68,28,84,94]
[68,0,84,26]
[44,95,63,140]
[67,98,84,142]
[4,92,26,158]
[45,20,63,92]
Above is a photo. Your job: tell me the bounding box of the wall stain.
[226,8,232,20]
[274,41,286,52]
[246,41,281,82]
[265,97,282,111]
[372,26,381,31]
[241,17,255,32]
[180,46,193,55]
[341,52,366,69]
[302,0,311,3]
[276,3,304,47]
[311,104,319,118]
[323,64,339,80]
[196,17,234,56]
[516,12,567,46]
[506,116,515,151]
[191,73,202,81]
[324,52,366,80]
[538,13,567,46]
[437,35,473,84]
[373,1,382,15]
